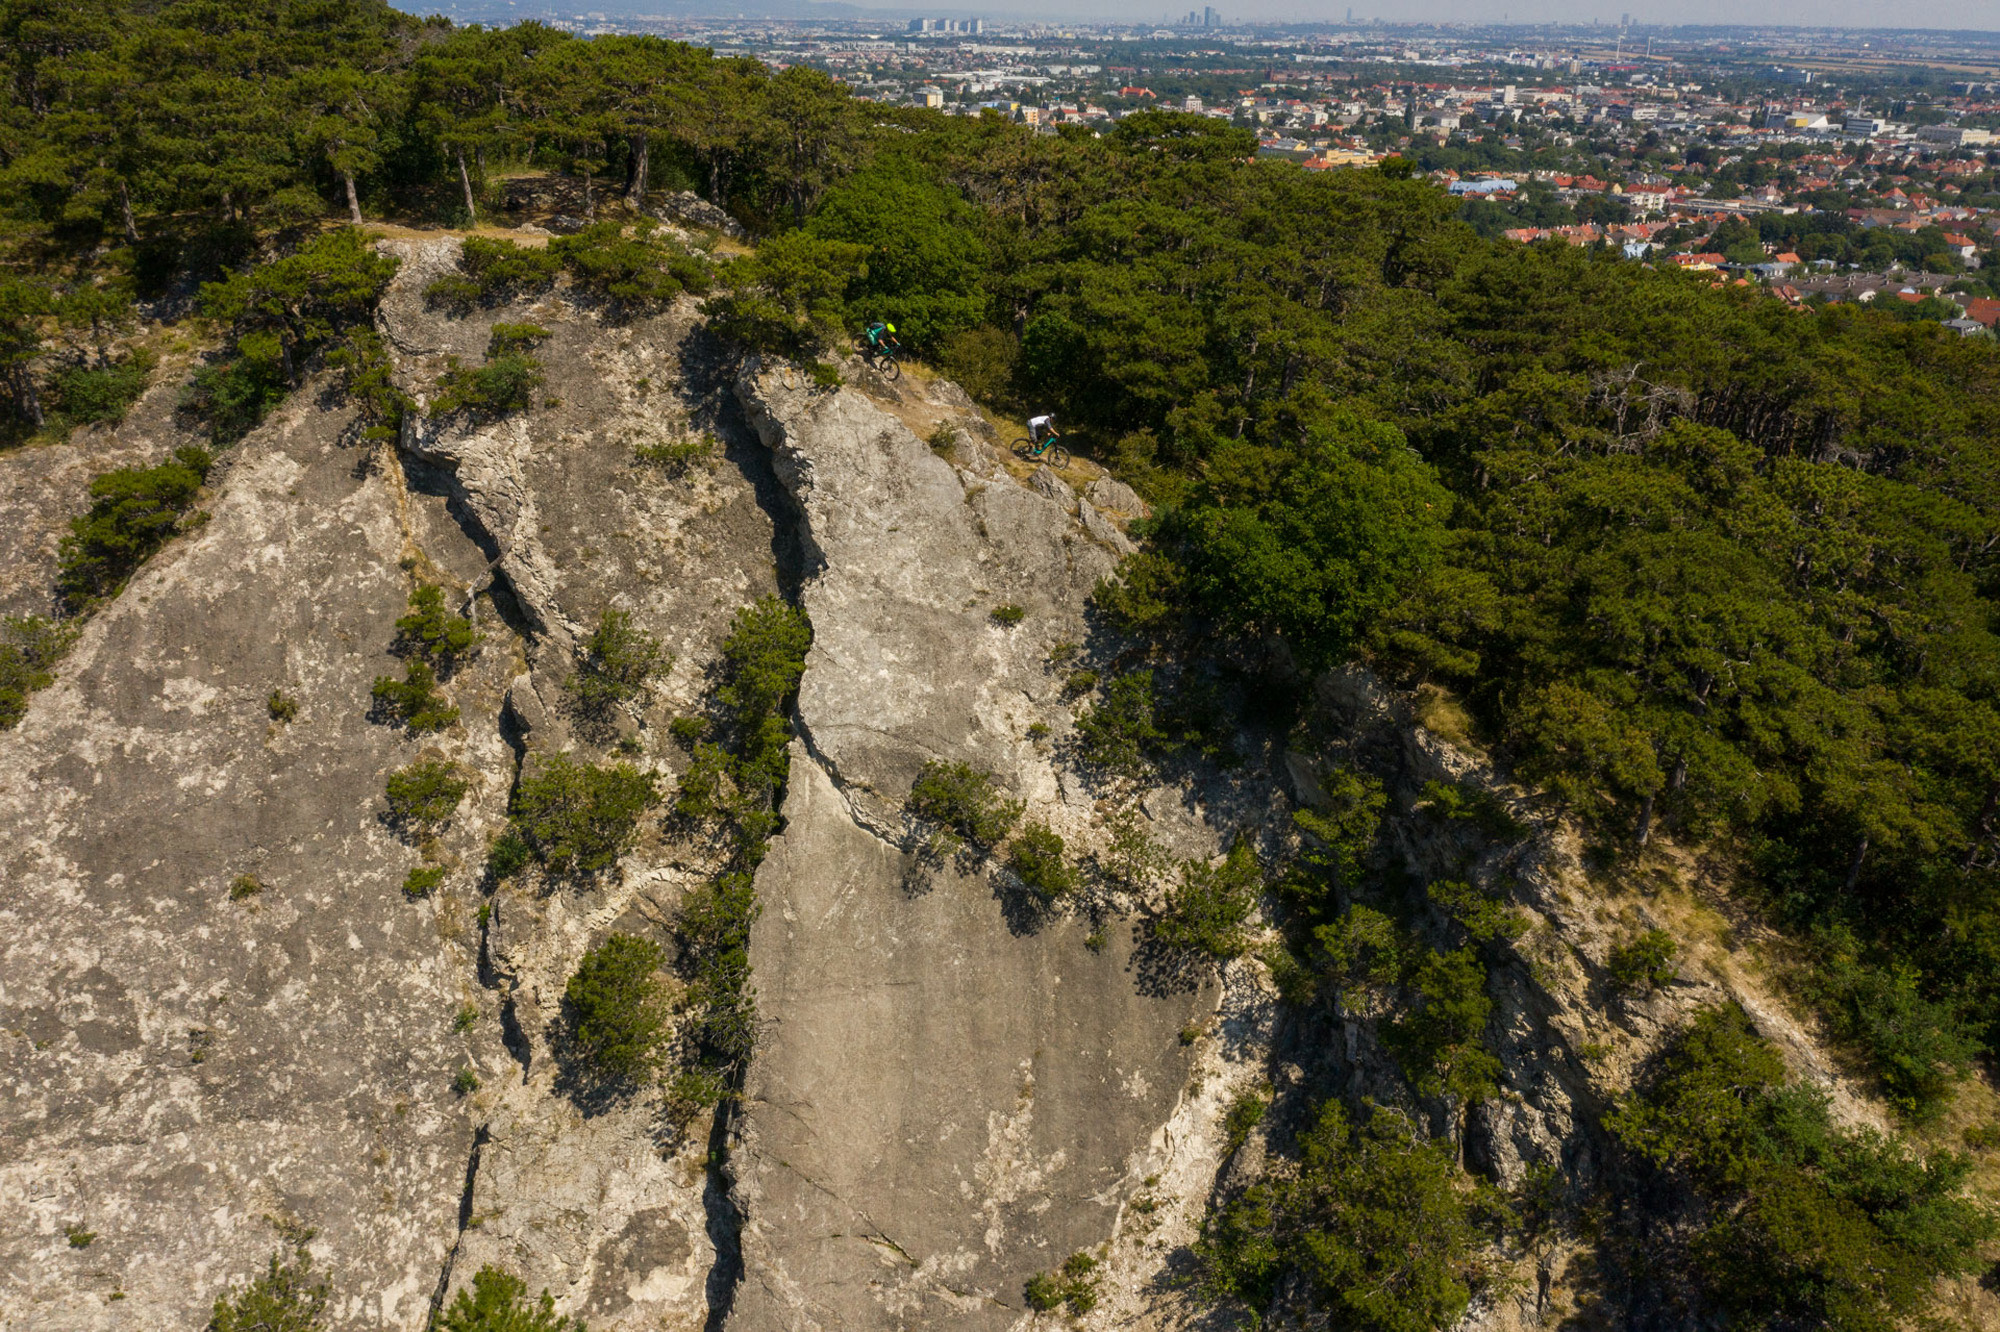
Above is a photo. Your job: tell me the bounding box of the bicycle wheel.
[1043,444,1070,468]
[1012,438,1037,460]
[880,354,902,381]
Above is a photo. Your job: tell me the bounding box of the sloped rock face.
[0,387,509,1328]
[724,368,1216,1330]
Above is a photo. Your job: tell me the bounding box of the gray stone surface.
[0,387,508,1329]
[727,366,1214,1331]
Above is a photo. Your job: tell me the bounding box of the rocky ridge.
[0,232,1943,1332]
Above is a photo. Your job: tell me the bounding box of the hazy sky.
[1039,0,2000,28]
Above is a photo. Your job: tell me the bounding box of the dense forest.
[5,0,2000,1327]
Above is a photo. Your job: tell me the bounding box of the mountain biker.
[864,320,900,355]
[1027,412,1056,450]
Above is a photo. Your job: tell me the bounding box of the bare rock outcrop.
[724,367,1219,1330]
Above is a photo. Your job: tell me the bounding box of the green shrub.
[1153,840,1262,961]
[56,446,212,607]
[989,603,1025,625]
[393,584,475,660]
[926,421,959,452]
[432,351,543,419]
[486,830,531,882]
[1223,1084,1271,1153]
[677,871,762,1068]
[65,1225,95,1248]
[0,615,78,730]
[1008,821,1076,901]
[1608,929,1679,992]
[719,596,811,796]
[1098,805,1171,891]
[453,1002,479,1034]
[1605,1004,1995,1329]
[635,433,713,475]
[509,755,660,876]
[807,360,842,391]
[48,352,153,427]
[452,1066,481,1095]
[550,218,712,307]
[565,933,670,1081]
[1062,668,1098,695]
[183,348,289,445]
[206,1241,328,1332]
[669,714,710,747]
[1427,879,1527,945]
[229,873,263,901]
[572,608,669,720]
[394,585,481,668]
[324,329,410,444]
[1075,670,1166,776]
[403,865,447,899]
[425,237,564,308]
[384,760,470,831]
[266,689,299,723]
[436,1264,583,1332]
[1383,946,1502,1103]
[664,1066,729,1119]
[371,660,459,732]
[1418,779,1527,842]
[1024,1251,1100,1315]
[1805,928,1980,1122]
[703,232,866,356]
[907,760,1023,850]
[1196,1100,1498,1332]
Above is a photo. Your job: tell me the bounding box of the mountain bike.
[861,338,902,381]
[1012,431,1070,469]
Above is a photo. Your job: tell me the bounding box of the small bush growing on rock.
[394,585,481,669]
[485,830,531,882]
[1803,926,1979,1122]
[1075,670,1167,777]
[719,596,812,798]
[48,352,153,429]
[989,603,1025,626]
[229,873,263,901]
[0,614,78,730]
[424,237,562,308]
[672,741,733,821]
[453,1066,481,1095]
[1383,947,1502,1104]
[403,865,447,900]
[668,714,710,747]
[1025,1251,1100,1315]
[1008,822,1076,902]
[371,660,459,733]
[432,349,544,419]
[927,422,959,452]
[1223,1084,1271,1154]
[635,433,712,475]
[384,760,470,831]
[266,689,299,723]
[1418,779,1527,843]
[907,760,1023,850]
[206,1239,329,1332]
[453,1002,479,1034]
[1428,880,1527,946]
[436,1264,583,1332]
[566,933,670,1082]
[1061,668,1098,696]
[509,755,660,876]
[550,218,712,307]
[571,608,669,720]
[1153,840,1262,961]
[1608,929,1679,993]
[65,1225,95,1248]
[56,446,213,608]
[807,360,842,391]
[665,1067,728,1119]
[1195,1100,1498,1332]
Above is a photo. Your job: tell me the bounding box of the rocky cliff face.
[0,239,1267,1331]
[0,234,1913,1332]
